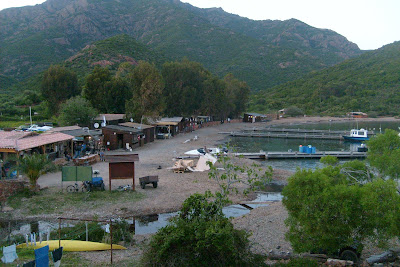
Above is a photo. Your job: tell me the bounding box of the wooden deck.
[234,151,367,160]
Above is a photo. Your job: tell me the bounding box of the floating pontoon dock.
[230,132,343,140]
[234,151,367,160]
[224,128,375,141]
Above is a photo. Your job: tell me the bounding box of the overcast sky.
[1,0,399,50]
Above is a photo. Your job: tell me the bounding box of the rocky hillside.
[0,0,362,91]
[185,5,360,63]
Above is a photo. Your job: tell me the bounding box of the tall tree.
[83,66,112,112]
[126,61,164,121]
[162,59,210,117]
[83,66,130,113]
[41,65,80,115]
[58,96,98,126]
[105,77,131,114]
[224,73,250,117]
[201,75,227,119]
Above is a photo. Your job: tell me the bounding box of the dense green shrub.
[141,193,266,266]
[319,155,339,166]
[283,165,400,255]
[284,106,304,117]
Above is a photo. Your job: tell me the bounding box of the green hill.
[63,34,166,83]
[0,0,361,92]
[7,34,167,92]
[250,41,400,116]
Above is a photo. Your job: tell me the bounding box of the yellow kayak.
[17,240,127,252]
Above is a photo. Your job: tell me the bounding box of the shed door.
[117,134,124,149]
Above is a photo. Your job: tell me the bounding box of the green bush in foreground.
[141,193,266,267]
[283,165,400,255]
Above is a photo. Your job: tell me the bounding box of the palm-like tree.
[18,153,52,190]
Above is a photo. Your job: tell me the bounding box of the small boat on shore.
[343,129,369,141]
[17,240,127,251]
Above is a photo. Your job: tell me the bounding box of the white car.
[27,124,53,131]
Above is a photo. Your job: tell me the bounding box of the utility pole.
[29,106,33,126]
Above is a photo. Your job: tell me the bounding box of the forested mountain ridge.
[250,41,400,116]
[0,0,361,92]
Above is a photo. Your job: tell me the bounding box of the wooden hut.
[243,113,268,123]
[153,121,179,139]
[119,122,155,144]
[159,117,185,132]
[50,126,103,154]
[102,125,143,150]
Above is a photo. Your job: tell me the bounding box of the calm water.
[0,193,281,239]
[225,120,400,172]
[270,120,400,132]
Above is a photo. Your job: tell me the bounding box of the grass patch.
[8,248,89,267]
[6,188,145,216]
[9,249,140,267]
[0,120,30,129]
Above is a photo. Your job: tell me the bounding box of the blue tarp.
[35,245,49,267]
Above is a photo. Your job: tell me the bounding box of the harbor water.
[225,120,399,172]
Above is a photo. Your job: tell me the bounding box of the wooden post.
[110,219,113,265]
[109,163,112,192]
[132,163,135,191]
[16,152,20,178]
[58,218,61,248]
[85,221,88,241]
[131,216,135,235]
[71,140,74,158]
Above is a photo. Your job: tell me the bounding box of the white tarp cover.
[192,153,217,172]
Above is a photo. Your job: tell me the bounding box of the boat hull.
[17,240,127,252]
[343,136,369,142]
